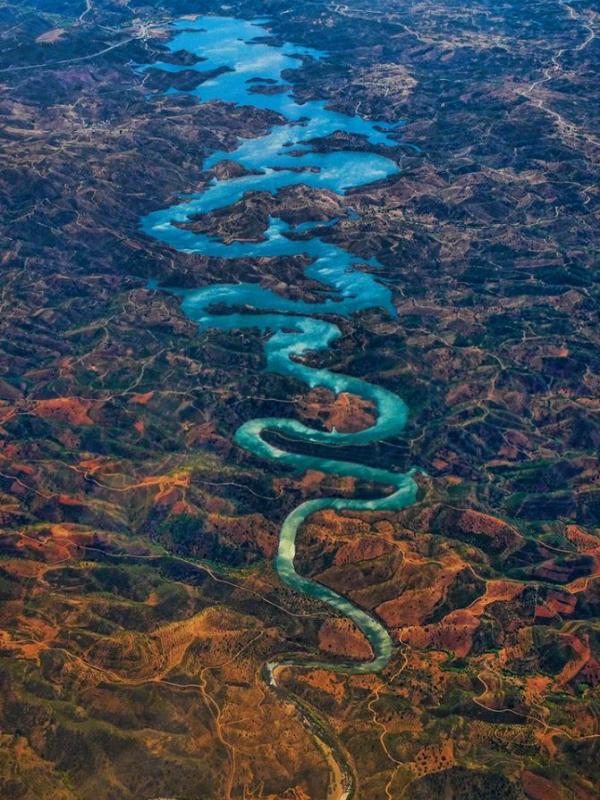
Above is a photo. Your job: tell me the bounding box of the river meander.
[141,15,418,678]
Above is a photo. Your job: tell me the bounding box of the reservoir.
[141,15,419,676]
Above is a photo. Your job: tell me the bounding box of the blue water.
[141,16,418,674]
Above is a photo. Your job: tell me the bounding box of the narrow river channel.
[141,16,419,797]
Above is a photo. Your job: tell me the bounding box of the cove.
[141,15,419,676]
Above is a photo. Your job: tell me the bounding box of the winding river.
[142,12,418,697]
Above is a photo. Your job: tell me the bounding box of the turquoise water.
[141,16,418,674]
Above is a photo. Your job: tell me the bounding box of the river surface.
[141,15,418,678]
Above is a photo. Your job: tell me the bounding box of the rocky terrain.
[0,0,598,798]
